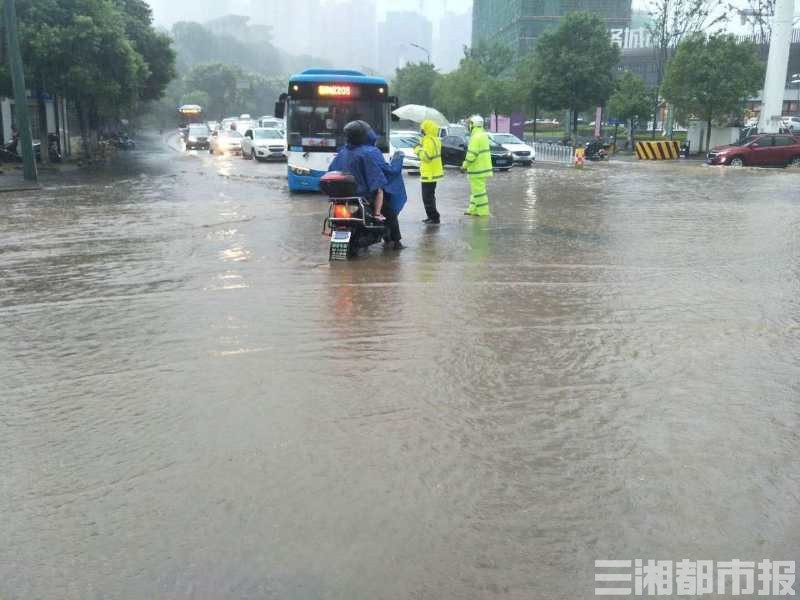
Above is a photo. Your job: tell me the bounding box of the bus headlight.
[289,165,311,176]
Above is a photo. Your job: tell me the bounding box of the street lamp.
[408,42,431,64]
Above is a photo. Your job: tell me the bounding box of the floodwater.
[2,135,799,599]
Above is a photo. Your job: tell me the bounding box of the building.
[377,11,433,77]
[618,28,800,116]
[434,10,473,72]
[472,0,632,58]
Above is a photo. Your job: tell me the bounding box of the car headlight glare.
[289,165,311,176]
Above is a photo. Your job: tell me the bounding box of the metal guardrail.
[531,142,574,165]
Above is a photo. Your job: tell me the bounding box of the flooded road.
[2,135,799,599]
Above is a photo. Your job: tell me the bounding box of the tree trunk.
[572,107,578,147]
[532,105,538,142]
[629,118,635,152]
[652,91,659,140]
[705,117,712,154]
[38,91,49,165]
[77,101,93,161]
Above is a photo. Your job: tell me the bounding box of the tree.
[531,12,620,142]
[392,62,440,106]
[728,0,775,40]
[183,62,242,118]
[514,52,547,140]
[115,0,176,101]
[14,0,147,152]
[661,33,764,152]
[645,0,728,137]
[464,40,514,78]
[6,0,176,156]
[607,71,653,150]
[432,58,488,121]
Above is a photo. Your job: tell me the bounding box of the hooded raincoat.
[413,120,443,183]
[462,124,493,216]
[365,129,407,214]
[328,140,387,199]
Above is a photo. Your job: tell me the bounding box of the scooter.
[321,171,386,260]
[584,141,608,161]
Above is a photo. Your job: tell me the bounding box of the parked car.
[489,132,535,165]
[438,124,468,138]
[209,128,244,155]
[241,127,286,161]
[441,134,513,171]
[258,116,284,130]
[389,133,421,173]
[707,133,800,167]
[185,123,211,150]
[781,116,800,133]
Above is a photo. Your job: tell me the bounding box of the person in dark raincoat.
[365,128,406,248]
[328,120,407,250]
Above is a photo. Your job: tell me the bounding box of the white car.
[241,127,286,162]
[389,133,421,173]
[781,116,800,132]
[258,116,284,130]
[209,128,244,155]
[489,133,535,165]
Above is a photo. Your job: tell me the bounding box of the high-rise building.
[377,11,433,77]
[434,11,472,72]
[472,0,632,59]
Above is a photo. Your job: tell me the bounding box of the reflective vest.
[462,126,493,178]
[414,120,444,183]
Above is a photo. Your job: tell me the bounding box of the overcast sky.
[146,0,798,32]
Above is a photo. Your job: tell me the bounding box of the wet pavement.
[2,133,800,599]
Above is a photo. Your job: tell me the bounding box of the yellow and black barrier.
[635,140,681,160]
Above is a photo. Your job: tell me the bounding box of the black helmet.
[344,120,370,146]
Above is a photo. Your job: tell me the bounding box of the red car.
[707,134,800,168]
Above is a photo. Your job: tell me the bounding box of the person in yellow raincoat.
[461,115,492,216]
[413,119,444,224]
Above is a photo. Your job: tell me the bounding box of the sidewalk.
[0,161,81,193]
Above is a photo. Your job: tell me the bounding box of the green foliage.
[180,62,284,119]
[607,71,652,124]
[432,58,488,120]
[514,52,547,114]
[661,33,764,127]
[392,62,439,107]
[464,40,514,78]
[115,0,176,101]
[529,12,620,117]
[7,0,175,130]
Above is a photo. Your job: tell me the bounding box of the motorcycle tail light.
[333,204,351,219]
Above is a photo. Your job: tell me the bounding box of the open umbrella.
[392,104,449,127]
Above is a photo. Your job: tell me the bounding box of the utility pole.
[757,0,794,134]
[4,0,37,181]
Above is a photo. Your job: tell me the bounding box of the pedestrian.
[365,127,407,249]
[329,120,408,250]
[461,115,492,217]
[413,119,443,224]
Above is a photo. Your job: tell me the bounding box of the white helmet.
[468,114,484,130]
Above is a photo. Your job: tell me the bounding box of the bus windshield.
[287,99,388,152]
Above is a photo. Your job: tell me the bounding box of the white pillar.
[0,98,12,143]
[758,0,795,133]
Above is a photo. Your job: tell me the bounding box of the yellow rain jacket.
[413,119,444,183]
[462,125,493,178]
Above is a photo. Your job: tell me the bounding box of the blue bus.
[275,69,396,192]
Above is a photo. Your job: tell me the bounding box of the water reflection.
[2,141,800,599]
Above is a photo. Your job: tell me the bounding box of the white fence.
[532,142,574,165]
